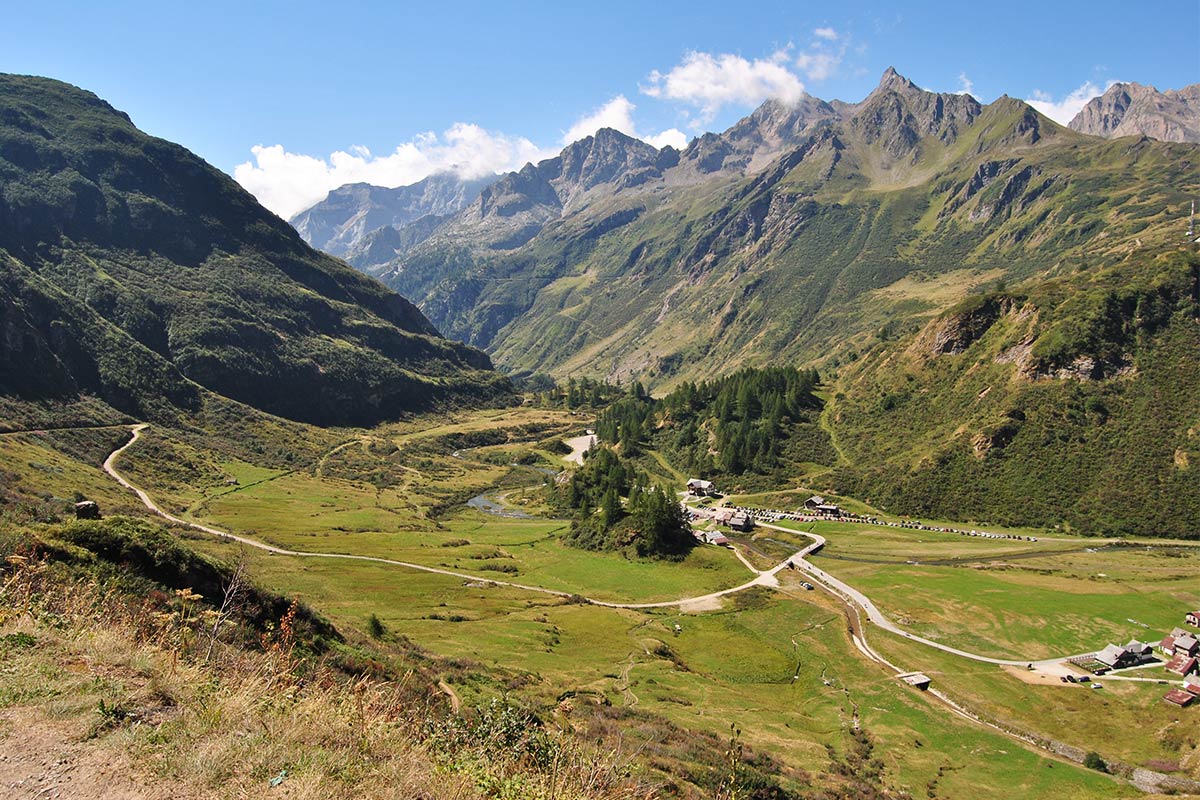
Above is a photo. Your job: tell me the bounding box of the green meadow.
[65,408,1196,795]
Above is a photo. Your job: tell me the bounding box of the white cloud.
[1026,80,1115,125]
[561,95,639,144]
[956,71,975,97]
[560,95,690,150]
[642,50,805,123]
[646,128,689,149]
[796,51,841,82]
[234,124,550,218]
[813,27,839,40]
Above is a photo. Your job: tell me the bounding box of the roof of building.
[1124,639,1151,654]
[1162,635,1177,650]
[1164,689,1196,707]
[805,495,826,505]
[687,478,714,488]
[1165,654,1198,675]
[1096,644,1128,666]
[1175,635,1198,651]
[901,673,932,687]
[1184,674,1200,693]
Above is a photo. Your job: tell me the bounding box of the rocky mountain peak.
[851,67,982,157]
[1069,81,1200,143]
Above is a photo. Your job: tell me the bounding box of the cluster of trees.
[594,367,822,476]
[559,446,693,559]
[528,376,627,410]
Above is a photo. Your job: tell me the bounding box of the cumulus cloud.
[233,124,550,218]
[795,51,841,82]
[793,28,848,82]
[642,50,805,123]
[956,72,976,97]
[1026,80,1115,124]
[646,128,689,149]
[560,95,690,150]
[561,95,639,143]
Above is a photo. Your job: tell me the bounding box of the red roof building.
[1164,689,1196,707]
[1165,654,1199,676]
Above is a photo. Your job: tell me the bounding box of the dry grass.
[0,555,657,800]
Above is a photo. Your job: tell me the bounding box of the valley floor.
[3,406,1198,797]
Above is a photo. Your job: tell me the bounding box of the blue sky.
[4,0,1198,217]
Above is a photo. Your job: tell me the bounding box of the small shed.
[1164,689,1196,707]
[900,673,932,690]
[1165,654,1199,676]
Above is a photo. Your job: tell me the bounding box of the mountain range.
[338,68,1195,388]
[0,74,508,427]
[291,172,497,260]
[1069,81,1200,143]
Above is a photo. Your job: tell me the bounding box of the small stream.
[466,493,535,519]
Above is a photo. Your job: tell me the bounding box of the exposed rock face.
[1069,82,1200,143]
[290,172,497,256]
[850,67,983,158]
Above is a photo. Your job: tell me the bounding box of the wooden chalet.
[687,478,715,497]
[728,513,754,533]
[1187,610,1200,627]
[1164,688,1196,708]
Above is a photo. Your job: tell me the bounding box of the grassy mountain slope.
[0,74,508,426]
[827,251,1200,537]
[374,72,1197,394]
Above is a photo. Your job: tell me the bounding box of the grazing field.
[183,538,1132,800]
[769,519,1200,659]
[25,407,1185,796]
[869,627,1200,776]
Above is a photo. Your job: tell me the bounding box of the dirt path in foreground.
[0,706,198,800]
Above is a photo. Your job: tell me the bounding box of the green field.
[24,408,1194,795]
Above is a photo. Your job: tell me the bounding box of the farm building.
[1187,610,1200,627]
[697,530,731,546]
[803,495,826,510]
[1164,654,1198,676]
[1096,641,1156,670]
[728,513,754,532]
[815,504,842,516]
[1164,689,1196,708]
[687,479,715,497]
[900,673,932,690]
[1175,635,1199,658]
[1185,674,1200,695]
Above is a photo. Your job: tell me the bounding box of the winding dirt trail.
[102,425,776,610]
